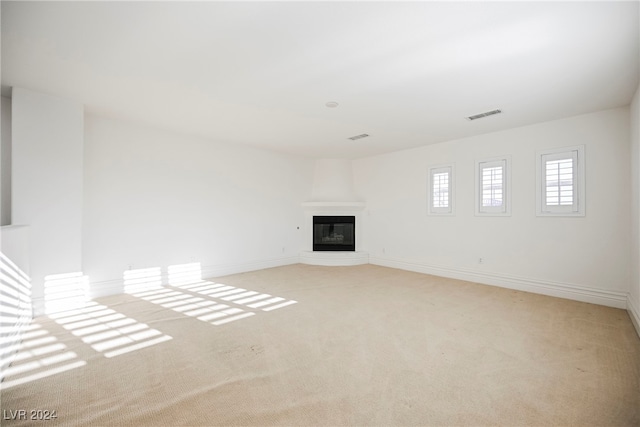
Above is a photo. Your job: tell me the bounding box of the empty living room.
[1,1,640,426]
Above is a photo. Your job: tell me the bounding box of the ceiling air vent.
[348,134,370,141]
[466,109,502,121]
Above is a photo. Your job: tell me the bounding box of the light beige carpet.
[1,264,639,426]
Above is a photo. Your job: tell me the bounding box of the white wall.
[9,85,636,321]
[83,115,314,295]
[12,88,84,314]
[354,108,631,308]
[630,84,640,335]
[0,225,32,380]
[1,96,11,226]
[1,225,29,276]
[309,158,360,202]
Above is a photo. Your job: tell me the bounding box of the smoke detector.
[466,109,502,121]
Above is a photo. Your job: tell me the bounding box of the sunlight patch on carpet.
[49,302,172,358]
[1,323,86,389]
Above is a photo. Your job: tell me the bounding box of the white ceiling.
[2,1,639,159]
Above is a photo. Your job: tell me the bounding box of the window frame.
[475,156,511,216]
[536,145,585,217]
[427,164,455,216]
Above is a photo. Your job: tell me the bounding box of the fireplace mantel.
[301,201,365,211]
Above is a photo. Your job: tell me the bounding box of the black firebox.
[313,216,355,252]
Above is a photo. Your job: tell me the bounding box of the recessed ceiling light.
[325,101,339,108]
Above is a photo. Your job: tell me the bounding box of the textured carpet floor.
[2,264,639,426]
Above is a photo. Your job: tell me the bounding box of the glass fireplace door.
[312,216,355,251]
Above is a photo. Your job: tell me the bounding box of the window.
[536,145,585,216]
[428,164,454,215]
[476,157,510,216]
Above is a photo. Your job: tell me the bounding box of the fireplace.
[313,216,355,251]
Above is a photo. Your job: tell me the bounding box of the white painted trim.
[627,294,640,338]
[475,155,512,216]
[427,163,455,216]
[370,256,627,309]
[42,256,303,316]
[201,256,300,279]
[301,201,365,211]
[38,254,636,335]
[300,251,369,266]
[536,144,586,217]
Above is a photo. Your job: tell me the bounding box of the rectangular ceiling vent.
[466,109,502,121]
[348,133,370,141]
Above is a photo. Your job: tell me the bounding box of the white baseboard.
[33,254,638,335]
[370,256,628,309]
[201,256,300,279]
[627,295,640,338]
[76,256,301,307]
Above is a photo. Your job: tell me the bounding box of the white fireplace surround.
[300,202,369,266]
[300,159,369,266]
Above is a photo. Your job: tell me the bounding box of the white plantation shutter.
[428,165,454,215]
[537,146,584,216]
[544,154,576,208]
[476,158,509,215]
[481,164,504,208]
[433,172,449,207]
